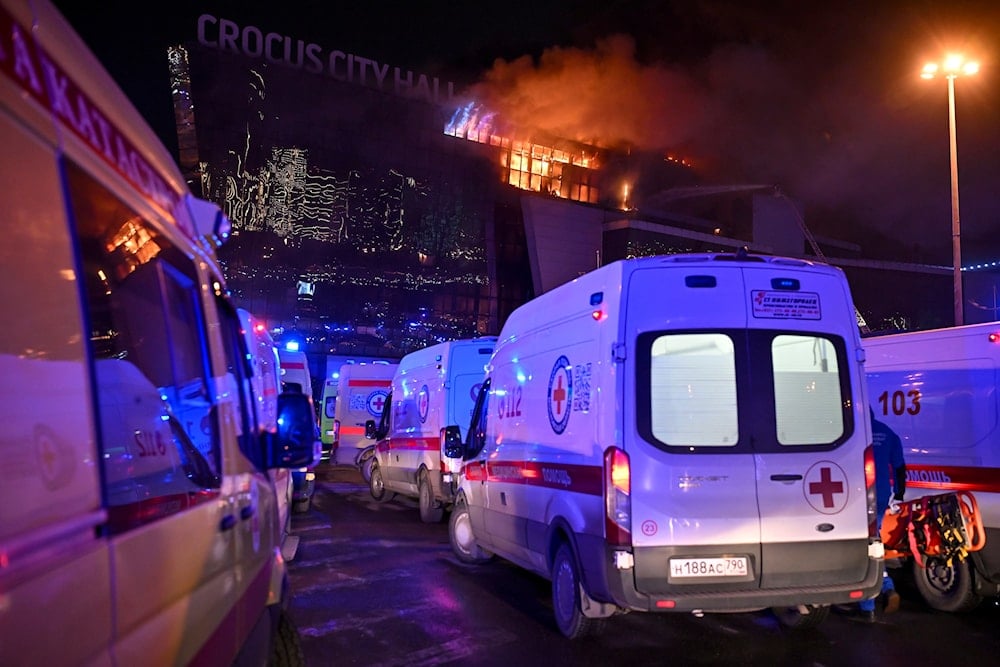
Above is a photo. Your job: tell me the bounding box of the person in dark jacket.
[855,405,907,621]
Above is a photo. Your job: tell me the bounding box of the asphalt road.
[286,464,1000,667]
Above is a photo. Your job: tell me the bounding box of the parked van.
[863,321,1000,612]
[240,308,297,559]
[278,347,319,512]
[331,362,397,464]
[0,2,318,664]
[320,356,399,458]
[368,338,496,521]
[443,252,883,637]
[319,377,340,459]
[278,348,314,399]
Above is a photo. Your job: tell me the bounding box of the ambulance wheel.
[369,462,394,502]
[361,456,375,484]
[449,494,493,564]
[552,542,606,639]
[913,556,982,612]
[270,609,306,667]
[771,604,830,629]
[418,470,444,523]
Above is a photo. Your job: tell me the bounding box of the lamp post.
[921,55,979,327]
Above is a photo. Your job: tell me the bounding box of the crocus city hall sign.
[196,15,456,105]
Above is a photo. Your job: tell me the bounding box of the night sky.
[53,0,1000,265]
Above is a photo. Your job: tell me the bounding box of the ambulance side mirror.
[365,419,377,439]
[441,425,464,459]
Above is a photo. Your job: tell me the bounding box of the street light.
[921,54,979,327]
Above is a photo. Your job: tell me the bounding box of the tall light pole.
[921,54,979,327]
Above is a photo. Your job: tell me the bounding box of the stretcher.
[880,490,986,567]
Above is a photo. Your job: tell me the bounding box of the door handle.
[770,474,803,482]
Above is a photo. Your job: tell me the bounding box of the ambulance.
[240,308,297,559]
[319,377,339,459]
[0,2,319,664]
[443,251,883,637]
[367,338,496,522]
[863,321,1000,612]
[331,361,397,464]
[278,347,314,400]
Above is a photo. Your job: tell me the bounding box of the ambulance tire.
[449,494,493,564]
[361,456,375,484]
[369,462,394,502]
[552,542,607,639]
[771,603,830,630]
[270,609,306,667]
[913,556,982,613]
[418,470,444,523]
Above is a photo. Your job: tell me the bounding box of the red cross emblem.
[804,461,848,514]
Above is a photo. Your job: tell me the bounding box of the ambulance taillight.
[604,447,632,546]
[863,444,878,540]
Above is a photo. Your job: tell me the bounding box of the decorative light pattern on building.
[168,50,492,352]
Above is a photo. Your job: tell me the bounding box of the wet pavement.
[286,463,1000,667]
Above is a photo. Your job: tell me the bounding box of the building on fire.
[166,14,998,376]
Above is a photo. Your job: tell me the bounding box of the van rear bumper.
[582,538,883,612]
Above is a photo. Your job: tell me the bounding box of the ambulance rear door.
[622,261,761,587]
[740,262,869,589]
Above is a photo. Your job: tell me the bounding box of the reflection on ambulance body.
[96,359,216,512]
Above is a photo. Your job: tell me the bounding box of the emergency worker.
[854,405,906,621]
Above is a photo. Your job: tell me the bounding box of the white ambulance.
[443,252,883,637]
[863,321,1000,612]
[331,361,397,464]
[240,308,297,559]
[0,2,319,664]
[367,338,496,522]
[278,347,314,400]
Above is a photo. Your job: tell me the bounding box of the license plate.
[670,556,748,578]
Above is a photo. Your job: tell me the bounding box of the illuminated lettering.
[242,25,264,58]
[354,55,372,85]
[371,61,389,87]
[394,67,413,92]
[197,14,218,48]
[11,23,41,94]
[218,18,241,54]
[305,44,323,74]
[329,50,347,80]
[414,73,431,100]
[264,33,282,63]
[194,15,456,103]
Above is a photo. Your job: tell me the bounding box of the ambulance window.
[772,334,845,445]
[647,334,739,447]
[217,299,259,458]
[377,392,392,434]
[465,378,491,459]
[66,161,221,534]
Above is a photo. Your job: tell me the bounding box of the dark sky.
[53,0,1000,264]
